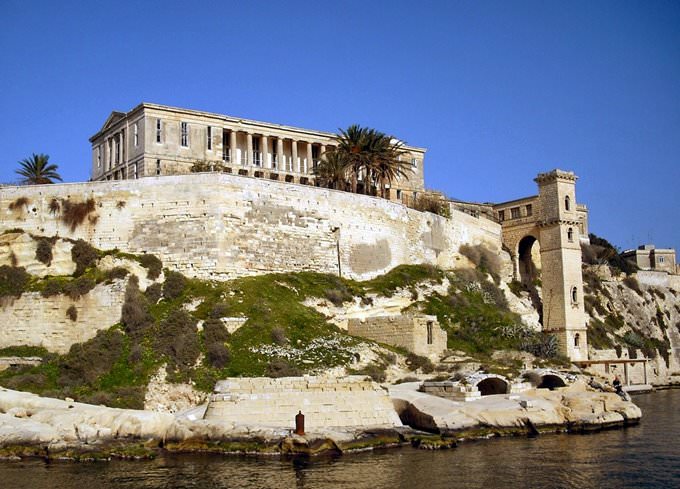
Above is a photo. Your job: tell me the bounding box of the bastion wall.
[0,173,502,281]
[204,376,402,429]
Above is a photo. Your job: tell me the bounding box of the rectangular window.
[97,146,101,167]
[411,158,418,168]
[511,207,520,219]
[396,189,402,200]
[526,204,532,216]
[156,159,161,176]
[134,122,139,147]
[498,210,505,221]
[207,126,212,151]
[133,162,138,179]
[659,256,665,263]
[156,119,162,143]
[180,122,188,147]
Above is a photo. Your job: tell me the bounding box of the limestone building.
[621,245,677,274]
[89,103,426,203]
[491,170,589,361]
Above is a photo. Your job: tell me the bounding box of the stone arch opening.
[476,377,510,396]
[537,374,567,390]
[518,235,540,287]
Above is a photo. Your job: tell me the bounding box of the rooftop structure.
[621,244,677,274]
[89,103,426,203]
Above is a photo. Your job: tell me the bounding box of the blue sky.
[1,1,679,256]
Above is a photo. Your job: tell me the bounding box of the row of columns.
[228,130,327,174]
[103,130,125,173]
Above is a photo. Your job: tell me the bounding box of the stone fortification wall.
[204,376,402,430]
[0,280,127,354]
[0,173,502,281]
[347,315,447,359]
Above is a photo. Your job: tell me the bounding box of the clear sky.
[1,1,679,256]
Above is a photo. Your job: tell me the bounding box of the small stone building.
[621,244,677,274]
[347,314,447,359]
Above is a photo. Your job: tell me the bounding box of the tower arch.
[493,170,589,361]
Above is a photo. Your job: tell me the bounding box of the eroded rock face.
[0,233,76,277]
[144,367,208,413]
[389,379,641,435]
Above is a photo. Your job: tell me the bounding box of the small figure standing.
[613,374,622,394]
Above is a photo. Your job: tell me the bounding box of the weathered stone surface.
[0,280,127,354]
[0,174,502,281]
[389,379,641,435]
[205,375,403,430]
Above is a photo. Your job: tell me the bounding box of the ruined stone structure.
[347,315,446,359]
[491,170,589,360]
[204,376,402,430]
[90,103,426,204]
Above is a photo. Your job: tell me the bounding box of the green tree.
[330,124,411,197]
[16,153,62,185]
[313,150,348,190]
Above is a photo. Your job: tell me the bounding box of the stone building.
[491,170,589,361]
[89,103,426,203]
[621,244,677,274]
[347,314,447,359]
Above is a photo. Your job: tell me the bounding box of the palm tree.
[334,125,371,194]
[333,125,411,197]
[363,131,411,198]
[314,149,349,190]
[16,153,62,184]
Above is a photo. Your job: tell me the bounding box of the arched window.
[574,333,580,348]
[565,195,571,211]
[571,286,578,304]
[567,227,574,242]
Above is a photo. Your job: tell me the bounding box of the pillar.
[291,140,298,173]
[230,130,237,164]
[246,133,253,166]
[262,135,269,168]
[277,138,284,171]
[306,142,313,174]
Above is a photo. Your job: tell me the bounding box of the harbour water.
[1,389,678,489]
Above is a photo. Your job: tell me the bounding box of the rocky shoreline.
[0,379,644,462]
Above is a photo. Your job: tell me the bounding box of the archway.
[537,374,567,390]
[517,235,541,287]
[477,377,510,396]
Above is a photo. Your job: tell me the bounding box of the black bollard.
[295,410,305,435]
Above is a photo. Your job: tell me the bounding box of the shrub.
[66,305,78,321]
[0,265,30,298]
[265,359,301,378]
[163,271,187,300]
[139,254,162,280]
[62,276,96,299]
[203,318,230,344]
[270,327,287,346]
[459,244,502,281]
[35,237,55,266]
[325,287,353,306]
[40,279,65,297]
[144,283,162,304]
[623,276,643,296]
[405,353,434,373]
[121,277,154,339]
[71,239,98,276]
[155,309,200,372]
[413,194,450,218]
[207,343,231,368]
[58,329,125,385]
[61,198,96,232]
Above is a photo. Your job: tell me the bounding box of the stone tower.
[535,170,588,361]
